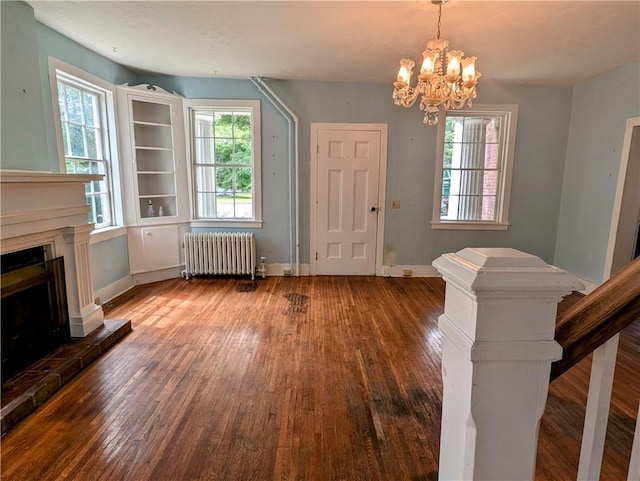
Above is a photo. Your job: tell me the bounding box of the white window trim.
[183,99,262,228]
[48,57,124,234]
[431,104,518,230]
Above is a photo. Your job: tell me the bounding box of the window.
[185,100,262,226]
[50,60,122,232]
[432,105,518,230]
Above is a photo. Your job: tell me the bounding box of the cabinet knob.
[146,232,152,236]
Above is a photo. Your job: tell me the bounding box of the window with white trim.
[185,100,262,225]
[51,65,121,230]
[432,105,518,230]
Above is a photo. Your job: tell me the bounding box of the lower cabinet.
[127,225,181,275]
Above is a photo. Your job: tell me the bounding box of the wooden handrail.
[551,256,640,381]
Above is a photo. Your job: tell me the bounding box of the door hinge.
[315,252,318,260]
[317,144,319,154]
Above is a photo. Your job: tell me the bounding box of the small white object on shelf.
[147,200,155,217]
[158,205,164,217]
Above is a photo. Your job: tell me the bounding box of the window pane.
[82,91,97,127]
[94,193,112,226]
[195,166,216,192]
[440,195,449,216]
[214,112,233,138]
[73,159,91,174]
[215,167,233,193]
[58,85,68,121]
[197,192,216,218]
[86,128,98,159]
[482,195,497,221]
[69,125,85,157]
[87,195,96,224]
[214,138,233,163]
[66,86,82,124]
[233,112,252,139]
[216,193,233,218]
[194,138,215,164]
[482,170,498,196]
[194,112,214,137]
[236,197,252,218]
[234,139,252,164]
[236,167,252,193]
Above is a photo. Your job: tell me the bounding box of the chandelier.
[392,0,481,125]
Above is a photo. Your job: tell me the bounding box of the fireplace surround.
[0,171,104,338]
[1,249,69,383]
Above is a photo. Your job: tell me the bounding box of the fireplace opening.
[1,247,70,384]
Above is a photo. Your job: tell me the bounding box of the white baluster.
[578,334,620,481]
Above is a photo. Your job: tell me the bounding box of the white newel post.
[433,248,583,481]
[63,224,104,337]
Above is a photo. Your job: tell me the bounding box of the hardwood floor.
[1,276,638,481]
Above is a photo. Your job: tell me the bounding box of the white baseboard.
[265,263,310,276]
[94,275,134,304]
[382,265,441,277]
[132,266,183,285]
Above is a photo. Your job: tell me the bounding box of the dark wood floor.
[1,276,638,481]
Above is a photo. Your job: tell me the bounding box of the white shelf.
[133,120,171,128]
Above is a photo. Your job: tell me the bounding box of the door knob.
[370,206,379,212]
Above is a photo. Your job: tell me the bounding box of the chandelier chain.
[437,2,442,39]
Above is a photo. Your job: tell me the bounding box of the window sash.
[56,75,114,229]
[191,108,256,221]
[433,106,518,229]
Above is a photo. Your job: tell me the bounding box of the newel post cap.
[433,247,584,295]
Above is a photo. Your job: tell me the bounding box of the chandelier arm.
[393,86,421,108]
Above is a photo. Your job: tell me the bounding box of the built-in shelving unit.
[131,99,177,220]
[116,84,189,284]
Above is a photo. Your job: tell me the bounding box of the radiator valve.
[258,257,267,279]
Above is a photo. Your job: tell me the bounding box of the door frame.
[310,123,388,276]
[603,116,640,279]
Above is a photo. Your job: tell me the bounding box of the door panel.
[316,129,381,275]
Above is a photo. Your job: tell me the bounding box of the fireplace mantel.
[1,170,104,337]
[1,170,102,242]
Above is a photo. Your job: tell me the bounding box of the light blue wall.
[1,1,50,171]
[34,22,137,290]
[36,23,137,173]
[13,1,630,280]
[554,63,640,283]
[137,76,573,267]
[90,235,130,290]
[266,80,573,265]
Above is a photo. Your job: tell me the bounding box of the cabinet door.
[141,225,180,271]
[127,225,180,273]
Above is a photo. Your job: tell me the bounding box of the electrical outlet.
[402,269,413,277]
[283,268,292,276]
[391,200,401,209]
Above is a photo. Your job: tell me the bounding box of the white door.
[314,128,382,275]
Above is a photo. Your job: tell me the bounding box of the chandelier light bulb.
[461,56,478,83]
[396,63,412,84]
[420,50,439,77]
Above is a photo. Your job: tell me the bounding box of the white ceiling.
[29,1,640,85]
